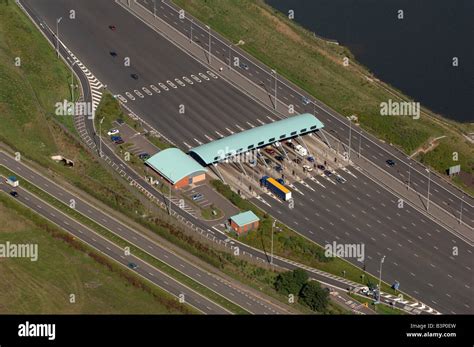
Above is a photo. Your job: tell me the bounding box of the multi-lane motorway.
[19,0,473,313]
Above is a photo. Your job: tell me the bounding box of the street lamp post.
[378,255,385,301]
[271,220,276,266]
[426,169,431,211]
[56,17,62,58]
[206,25,211,64]
[271,69,277,110]
[98,117,104,157]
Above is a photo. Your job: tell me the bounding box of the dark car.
[276,178,285,185]
[108,25,117,31]
[10,191,19,198]
[275,165,283,173]
[116,118,125,125]
[131,73,139,80]
[110,51,117,57]
[138,153,150,160]
[317,164,326,171]
[111,135,121,142]
[386,159,396,167]
[307,156,315,163]
[293,158,302,164]
[128,262,138,270]
[324,170,332,177]
[239,62,249,70]
[275,155,284,162]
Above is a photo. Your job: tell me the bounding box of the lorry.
[6,176,19,187]
[260,176,292,201]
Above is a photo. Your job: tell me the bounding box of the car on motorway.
[275,165,283,173]
[130,73,139,80]
[128,262,138,270]
[107,129,119,136]
[302,96,311,105]
[307,156,315,163]
[302,165,313,172]
[275,155,284,162]
[386,159,396,167]
[10,191,19,198]
[317,164,326,171]
[109,51,117,57]
[264,147,276,155]
[138,153,150,161]
[323,170,332,177]
[239,62,249,70]
[108,24,117,31]
[192,193,203,201]
[335,176,347,184]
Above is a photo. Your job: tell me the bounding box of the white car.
[294,144,308,156]
[302,165,313,172]
[107,129,119,136]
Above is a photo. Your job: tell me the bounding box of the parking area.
[107,120,159,157]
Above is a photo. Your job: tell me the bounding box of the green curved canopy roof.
[189,113,324,165]
[145,148,207,184]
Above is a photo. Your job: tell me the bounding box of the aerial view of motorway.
[0,0,472,344]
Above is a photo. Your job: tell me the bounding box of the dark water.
[266,0,474,122]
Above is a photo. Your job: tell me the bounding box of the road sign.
[449,165,461,176]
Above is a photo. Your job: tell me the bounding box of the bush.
[274,269,308,296]
[299,281,329,312]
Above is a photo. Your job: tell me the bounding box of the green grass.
[173,0,473,191]
[0,167,249,315]
[0,194,195,314]
[348,293,406,315]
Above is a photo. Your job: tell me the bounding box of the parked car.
[294,144,308,156]
[114,139,124,145]
[386,159,396,167]
[107,129,119,136]
[110,135,121,142]
[317,164,326,171]
[324,170,332,177]
[275,155,284,162]
[335,176,347,184]
[192,193,204,201]
[272,141,281,148]
[10,191,19,198]
[307,156,315,163]
[275,165,283,173]
[138,153,150,160]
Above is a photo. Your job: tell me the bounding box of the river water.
[266,0,473,122]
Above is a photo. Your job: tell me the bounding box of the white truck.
[6,176,19,187]
[294,144,308,156]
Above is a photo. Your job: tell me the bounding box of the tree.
[274,269,309,295]
[299,281,329,312]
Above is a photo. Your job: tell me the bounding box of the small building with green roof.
[145,148,207,189]
[229,211,260,235]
